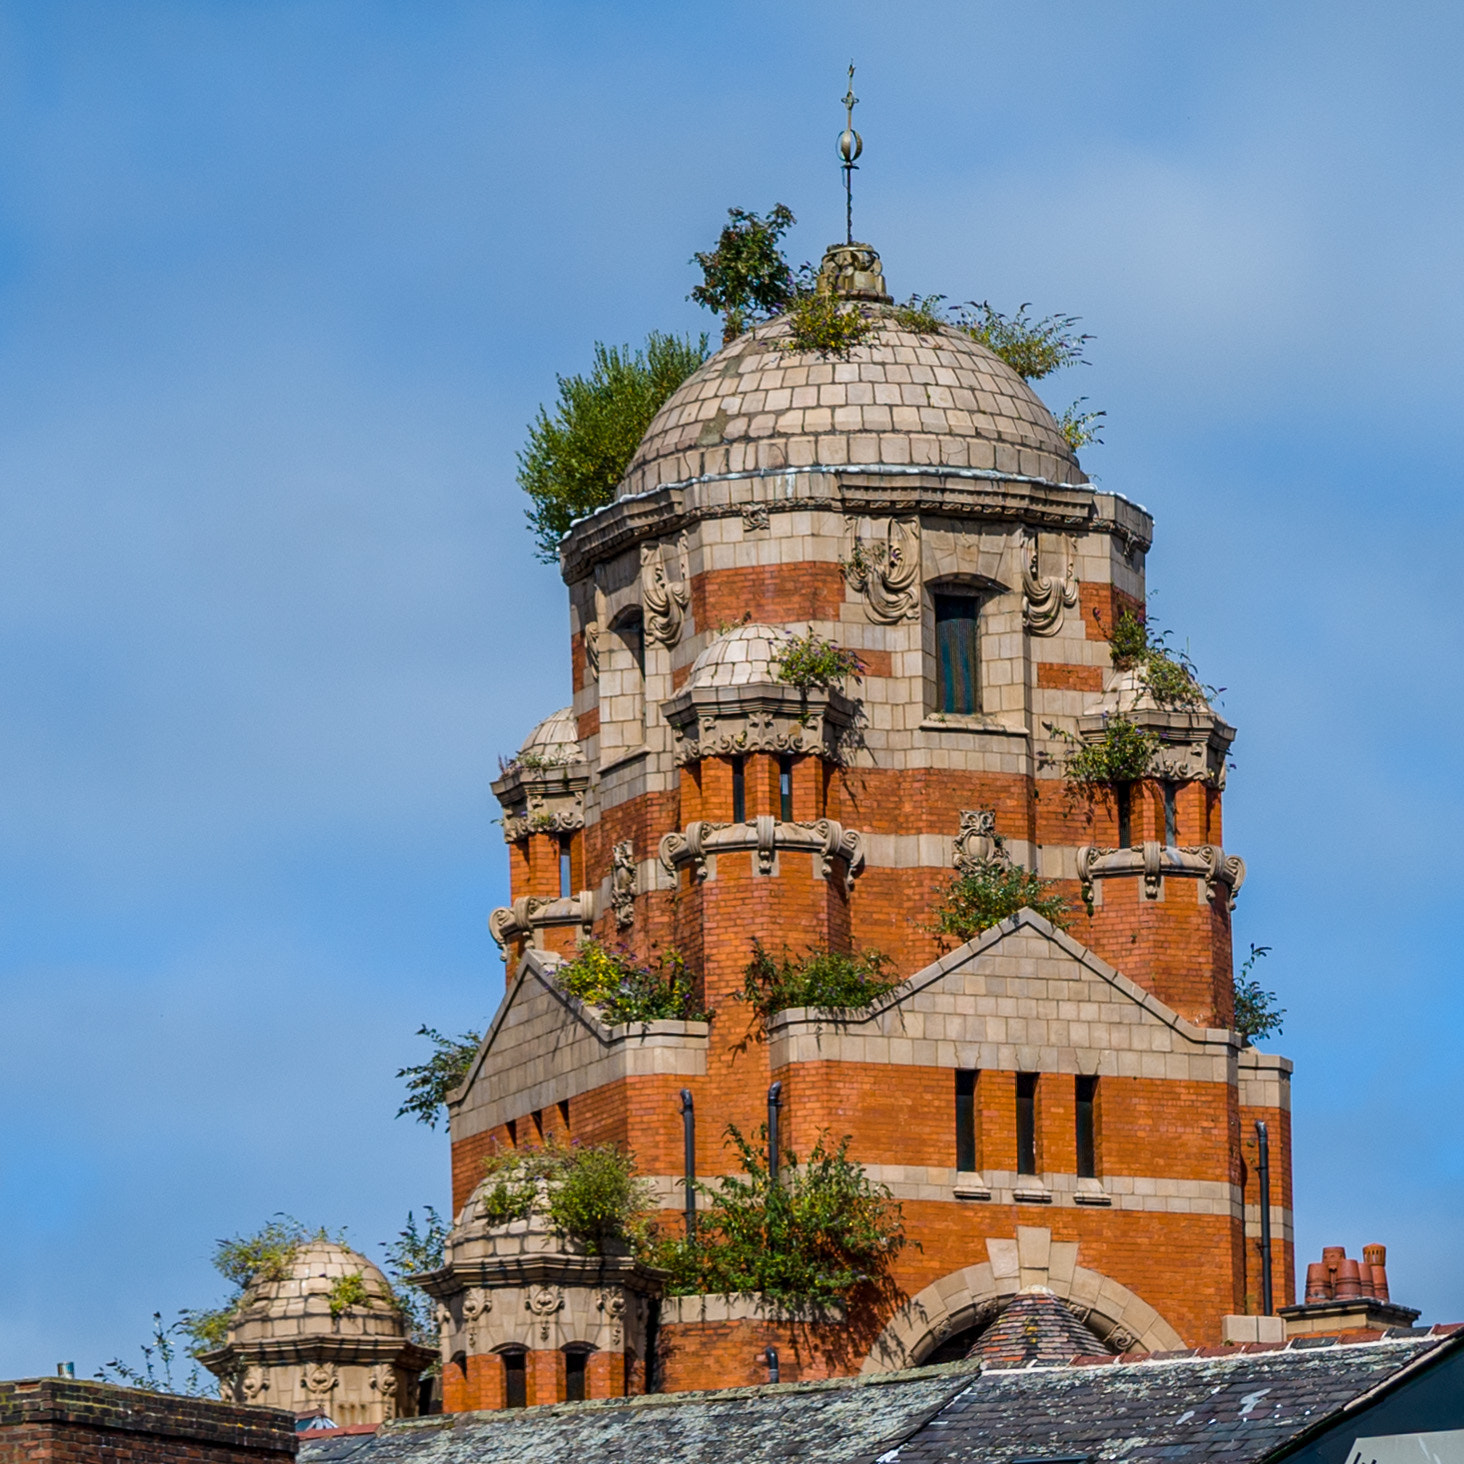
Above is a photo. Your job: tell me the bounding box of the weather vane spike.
[838,61,863,246]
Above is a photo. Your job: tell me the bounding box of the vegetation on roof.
[738,942,901,1022]
[771,628,867,689]
[689,204,799,344]
[1234,943,1285,1044]
[554,940,708,1025]
[930,857,1072,944]
[395,1024,483,1129]
[518,331,710,562]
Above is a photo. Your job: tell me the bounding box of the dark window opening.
[564,1350,588,1402]
[1116,783,1133,847]
[619,612,645,678]
[731,756,746,823]
[503,1351,526,1410]
[558,836,573,899]
[955,1070,977,1172]
[778,756,794,822]
[558,1098,571,1135]
[1016,1073,1038,1176]
[935,593,981,715]
[505,1118,517,1148]
[1163,784,1178,846]
[1076,1075,1098,1179]
[531,1109,544,1142]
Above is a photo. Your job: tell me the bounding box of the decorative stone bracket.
[1076,842,1246,908]
[488,893,594,959]
[1021,532,1079,636]
[658,817,866,890]
[844,514,921,623]
[1076,706,1235,789]
[953,808,1007,872]
[610,839,637,929]
[660,681,859,767]
[641,536,690,648]
[491,763,589,845]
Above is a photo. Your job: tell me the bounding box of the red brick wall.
[0,1379,295,1464]
[688,563,846,630]
[658,1317,853,1392]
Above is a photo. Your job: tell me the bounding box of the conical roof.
[968,1288,1115,1368]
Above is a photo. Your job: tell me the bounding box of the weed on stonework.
[780,291,878,359]
[772,628,866,690]
[553,939,707,1025]
[930,859,1072,944]
[1234,944,1285,1045]
[738,941,901,1021]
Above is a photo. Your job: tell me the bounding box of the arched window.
[501,1348,527,1409]
[934,591,981,714]
[564,1347,591,1402]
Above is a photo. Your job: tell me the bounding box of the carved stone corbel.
[844,515,921,623]
[641,537,690,647]
[526,1284,564,1342]
[658,821,727,883]
[1192,844,1247,910]
[808,818,866,891]
[611,839,637,928]
[1022,533,1079,636]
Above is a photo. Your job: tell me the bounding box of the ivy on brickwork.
[518,331,711,562]
[553,939,708,1025]
[474,1139,655,1256]
[930,859,1071,943]
[1234,943,1285,1045]
[738,941,902,1021]
[772,629,867,690]
[654,1125,909,1306]
[396,1025,483,1129]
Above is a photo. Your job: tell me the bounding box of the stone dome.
[516,706,582,764]
[684,623,795,690]
[1083,668,1219,720]
[618,307,1085,502]
[228,1239,404,1346]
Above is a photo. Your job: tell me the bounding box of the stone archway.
[862,1225,1186,1372]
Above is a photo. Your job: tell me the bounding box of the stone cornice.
[658,816,866,890]
[660,680,859,766]
[198,1334,436,1372]
[558,467,1154,582]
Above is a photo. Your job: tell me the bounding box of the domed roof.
[618,308,1085,502]
[1082,668,1219,720]
[516,706,582,764]
[684,623,795,690]
[229,1239,404,1343]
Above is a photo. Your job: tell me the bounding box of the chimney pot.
[1304,1262,1333,1304]
[1363,1244,1387,1268]
[1334,1258,1363,1300]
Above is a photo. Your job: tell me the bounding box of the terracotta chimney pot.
[1304,1262,1333,1304]
[1363,1244,1387,1268]
[1371,1265,1390,1302]
[1334,1258,1363,1300]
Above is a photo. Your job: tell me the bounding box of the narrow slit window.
[558,836,573,899]
[955,1070,977,1172]
[935,593,981,715]
[1116,783,1133,847]
[731,756,746,823]
[558,1098,571,1136]
[1163,784,1178,846]
[565,1351,588,1402]
[779,756,794,822]
[503,1351,526,1409]
[1016,1073,1038,1176]
[1076,1075,1098,1180]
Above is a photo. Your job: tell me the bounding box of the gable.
[767,910,1236,1083]
[448,951,707,1145]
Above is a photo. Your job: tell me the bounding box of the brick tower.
[437,241,1293,1406]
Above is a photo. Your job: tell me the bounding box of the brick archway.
[861,1226,1185,1372]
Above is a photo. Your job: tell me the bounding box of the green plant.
[96,1313,212,1397]
[395,1025,482,1129]
[1048,715,1158,792]
[380,1207,449,1348]
[953,301,1091,381]
[655,1125,908,1305]
[477,1140,655,1255]
[1057,398,1106,451]
[689,204,798,344]
[212,1215,315,1292]
[931,859,1071,943]
[1234,944,1284,1044]
[772,628,867,689]
[781,291,878,359]
[519,331,710,561]
[738,941,901,1020]
[1106,609,1212,711]
[554,940,706,1024]
[890,293,947,334]
[328,1272,370,1318]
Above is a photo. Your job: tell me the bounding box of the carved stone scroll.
[844,515,921,623]
[1022,533,1079,636]
[526,1284,564,1342]
[611,839,637,928]
[1076,842,1246,910]
[659,818,866,892]
[953,809,1006,872]
[641,537,690,647]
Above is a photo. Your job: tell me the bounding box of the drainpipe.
[679,1089,696,1240]
[767,1081,783,1184]
[1255,1120,1273,1314]
[764,1346,780,1384]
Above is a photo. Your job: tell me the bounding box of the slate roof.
[298,1332,1459,1464]
[971,1290,1114,1368]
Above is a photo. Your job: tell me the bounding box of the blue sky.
[1,0,1462,1376]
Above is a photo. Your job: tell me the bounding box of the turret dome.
[516,706,581,765]
[618,300,1085,503]
[684,622,795,690]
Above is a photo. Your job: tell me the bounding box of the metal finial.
[838,61,862,246]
